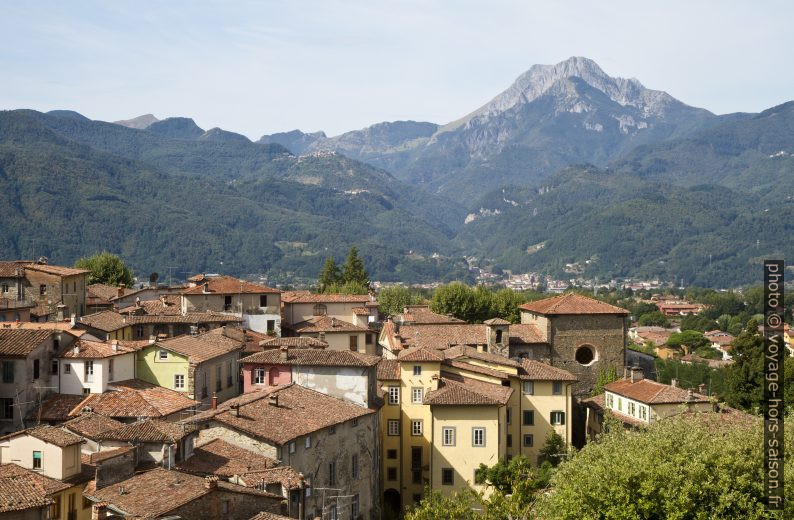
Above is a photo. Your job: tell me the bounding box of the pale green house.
[137,328,244,408]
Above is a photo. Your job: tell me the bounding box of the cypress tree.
[341,246,369,287]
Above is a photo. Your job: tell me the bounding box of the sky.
[2,1,792,139]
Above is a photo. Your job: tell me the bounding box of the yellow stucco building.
[377,344,576,514]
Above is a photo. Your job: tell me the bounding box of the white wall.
[244,313,281,335]
[59,353,136,395]
[293,366,370,407]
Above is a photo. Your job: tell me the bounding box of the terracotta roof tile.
[58,338,139,359]
[519,359,578,381]
[376,360,400,380]
[394,324,487,350]
[187,384,375,444]
[0,329,53,357]
[183,275,280,295]
[79,310,241,332]
[519,293,629,315]
[63,412,124,439]
[99,419,194,443]
[282,292,372,304]
[157,332,243,364]
[442,359,510,380]
[23,263,89,277]
[508,323,546,344]
[26,394,86,422]
[259,336,328,349]
[605,378,710,404]
[176,438,279,477]
[423,373,512,406]
[119,295,182,316]
[0,261,27,278]
[293,315,370,334]
[0,463,67,512]
[83,445,134,464]
[397,346,444,362]
[0,425,82,447]
[249,512,294,520]
[240,348,379,367]
[483,318,510,325]
[75,380,198,419]
[396,305,464,324]
[442,345,520,367]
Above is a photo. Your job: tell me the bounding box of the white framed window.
[289,441,296,454]
[388,386,400,405]
[552,381,563,395]
[305,436,311,449]
[523,434,534,447]
[158,350,168,360]
[64,363,71,374]
[254,368,265,385]
[522,381,534,395]
[640,406,648,420]
[441,468,454,485]
[551,411,565,425]
[413,365,421,376]
[84,360,94,383]
[387,419,400,436]
[441,427,456,446]
[472,427,485,447]
[108,359,114,381]
[411,420,423,436]
[174,374,185,389]
[411,387,423,404]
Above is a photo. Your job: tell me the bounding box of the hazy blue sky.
[2,1,792,138]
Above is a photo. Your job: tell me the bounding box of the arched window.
[575,344,596,365]
[313,304,327,316]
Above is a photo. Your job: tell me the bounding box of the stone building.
[0,260,89,321]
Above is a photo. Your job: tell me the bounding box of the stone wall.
[171,485,285,520]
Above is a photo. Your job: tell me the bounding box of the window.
[289,441,296,454]
[1,398,13,419]
[254,368,265,384]
[523,410,534,426]
[411,387,423,404]
[387,449,397,459]
[1,283,7,293]
[366,333,373,344]
[442,426,456,446]
[507,434,513,448]
[222,500,230,514]
[2,361,14,383]
[522,381,534,395]
[413,365,422,376]
[411,446,422,469]
[441,468,454,485]
[349,335,359,351]
[328,460,336,486]
[201,372,208,398]
[506,407,512,424]
[472,427,485,447]
[628,402,636,415]
[618,397,622,412]
[84,360,94,382]
[352,494,359,518]
[387,420,400,436]
[224,295,233,311]
[135,325,145,339]
[411,420,423,436]
[552,381,563,395]
[387,467,398,480]
[495,329,503,343]
[33,450,42,469]
[215,365,222,392]
[606,393,614,408]
[158,350,168,360]
[352,454,359,479]
[260,295,268,307]
[388,386,400,405]
[305,436,311,449]
[329,505,337,520]
[523,434,534,447]
[33,359,39,380]
[640,406,648,420]
[49,494,60,518]
[39,284,46,296]
[575,345,595,365]
[108,359,114,381]
[313,304,327,316]
[227,362,233,388]
[551,411,566,425]
[411,470,422,484]
[304,475,312,497]
[64,363,71,374]
[174,374,185,389]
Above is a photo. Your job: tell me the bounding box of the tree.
[667,330,709,352]
[591,365,619,396]
[723,319,767,412]
[430,282,477,322]
[637,310,671,327]
[75,251,134,287]
[538,431,567,467]
[341,246,369,287]
[534,414,794,519]
[378,286,423,316]
[404,488,480,520]
[317,256,340,292]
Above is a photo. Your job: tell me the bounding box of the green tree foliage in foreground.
[316,246,370,293]
[378,285,425,316]
[535,414,794,519]
[666,330,710,351]
[429,282,544,323]
[342,246,369,287]
[637,310,671,327]
[74,251,134,287]
[317,256,341,292]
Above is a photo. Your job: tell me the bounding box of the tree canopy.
[378,285,425,316]
[74,251,134,287]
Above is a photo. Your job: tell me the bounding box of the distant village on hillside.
[0,256,775,520]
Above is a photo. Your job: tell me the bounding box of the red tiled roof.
[0,425,82,447]
[282,292,372,304]
[0,463,66,512]
[519,293,629,315]
[442,345,520,367]
[605,378,710,404]
[396,305,464,324]
[183,275,280,295]
[83,446,134,464]
[23,263,89,277]
[483,318,510,325]
[58,338,139,359]
[397,346,444,362]
[187,384,375,444]
[119,295,183,316]
[157,332,243,364]
[442,359,509,380]
[259,336,328,349]
[293,315,369,333]
[394,324,487,350]
[176,438,279,477]
[424,373,512,406]
[240,348,379,367]
[519,359,578,381]
[76,380,198,419]
[376,360,400,380]
[99,419,194,443]
[63,412,124,439]
[27,394,86,422]
[0,329,53,357]
[508,323,546,344]
[0,261,27,278]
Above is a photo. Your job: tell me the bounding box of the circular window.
[575,345,595,365]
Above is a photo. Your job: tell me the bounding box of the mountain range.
[1,57,792,287]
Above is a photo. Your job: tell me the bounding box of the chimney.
[204,475,219,490]
[269,394,279,407]
[70,314,77,326]
[698,383,707,395]
[57,304,66,322]
[111,340,118,352]
[431,374,439,391]
[279,346,288,362]
[686,388,695,402]
[73,345,80,355]
[629,366,644,383]
[160,294,167,304]
[212,393,217,410]
[331,317,337,328]
[135,296,141,307]
[202,282,210,294]
[117,285,125,298]
[231,404,240,417]
[91,502,108,520]
[318,331,326,343]
[670,379,678,388]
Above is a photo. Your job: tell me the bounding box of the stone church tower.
[518,293,628,396]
